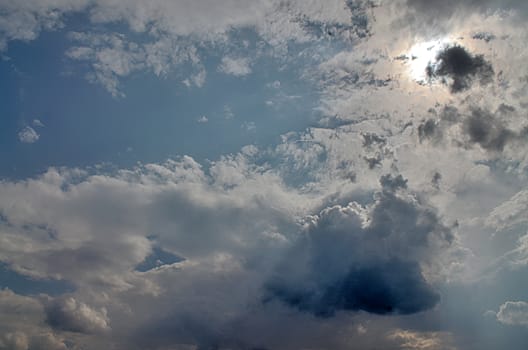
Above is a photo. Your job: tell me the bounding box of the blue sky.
[1,1,528,349]
[0,19,321,179]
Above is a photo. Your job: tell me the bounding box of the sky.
[1,1,528,349]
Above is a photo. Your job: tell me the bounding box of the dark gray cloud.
[418,119,441,142]
[472,32,496,42]
[362,133,386,148]
[266,259,439,317]
[379,174,408,192]
[440,105,461,122]
[427,45,494,93]
[418,104,524,152]
[464,108,514,152]
[265,175,453,317]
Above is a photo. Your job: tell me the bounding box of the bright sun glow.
[407,37,452,83]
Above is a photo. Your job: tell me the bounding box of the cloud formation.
[266,175,453,317]
[1,0,528,349]
[218,57,252,77]
[17,126,40,144]
[426,45,494,93]
[496,301,528,327]
[44,297,110,334]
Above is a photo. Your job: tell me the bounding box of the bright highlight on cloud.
[17,126,39,144]
[1,1,528,349]
[406,37,452,83]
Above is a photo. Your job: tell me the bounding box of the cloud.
[0,0,88,51]
[406,0,528,20]
[496,301,528,327]
[0,147,463,349]
[0,290,68,350]
[412,103,526,156]
[426,45,494,93]
[418,119,441,143]
[44,297,110,334]
[218,57,252,77]
[472,32,496,42]
[486,190,528,232]
[0,332,29,350]
[32,119,45,127]
[265,175,454,317]
[1,0,372,96]
[3,1,528,349]
[463,108,514,152]
[388,329,456,350]
[196,115,209,123]
[17,126,40,143]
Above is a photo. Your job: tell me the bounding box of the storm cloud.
[266,175,453,317]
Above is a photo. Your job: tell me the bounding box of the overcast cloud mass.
[1,1,528,349]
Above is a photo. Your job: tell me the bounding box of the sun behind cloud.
[406,37,454,83]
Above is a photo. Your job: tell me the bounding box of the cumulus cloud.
[265,175,454,317]
[0,290,68,350]
[218,57,252,77]
[17,126,39,143]
[44,297,110,334]
[496,301,528,327]
[0,148,463,349]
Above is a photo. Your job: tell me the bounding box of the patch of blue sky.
[0,19,323,180]
[0,262,75,296]
[135,247,184,272]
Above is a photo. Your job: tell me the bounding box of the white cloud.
[18,126,39,143]
[486,190,528,232]
[183,69,206,88]
[33,119,45,127]
[496,301,528,327]
[0,0,89,51]
[218,56,252,77]
[0,145,465,349]
[1,0,371,96]
[196,115,208,123]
